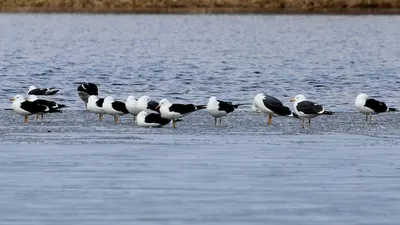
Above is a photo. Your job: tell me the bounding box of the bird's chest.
[13,103,29,115]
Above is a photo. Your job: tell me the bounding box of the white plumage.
[87,95,105,121]
[11,95,31,116]
[253,93,292,125]
[27,85,59,95]
[10,94,60,124]
[126,96,142,118]
[206,96,240,127]
[355,93,397,123]
[136,111,171,128]
[290,94,333,128]
[103,96,129,124]
[156,98,206,128]
[137,95,159,114]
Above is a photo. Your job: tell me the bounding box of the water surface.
[0,14,400,224]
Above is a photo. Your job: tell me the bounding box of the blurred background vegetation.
[1,0,399,13]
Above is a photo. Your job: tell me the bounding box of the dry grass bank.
[1,0,400,13]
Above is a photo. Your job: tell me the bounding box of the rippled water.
[1,14,400,224]
[1,14,400,110]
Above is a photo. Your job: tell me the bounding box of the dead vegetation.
[1,0,400,13]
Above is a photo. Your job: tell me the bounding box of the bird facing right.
[355,93,397,123]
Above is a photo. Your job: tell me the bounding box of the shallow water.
[1,14,400,111]
[1,14,400,224]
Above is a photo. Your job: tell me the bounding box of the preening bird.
[77,82,99,109]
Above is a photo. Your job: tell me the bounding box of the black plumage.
[21,101,61,114]
[263,95,292,116]
[292,112,302,119]
[148,100,160,112]
[112,101,129,113]
[144,113,171,126]
[77,82,98,95]
[28,88,59,95]
[96,98,104,108]
[296,101,324,115]
[365,99,396,113]
[218,101,241,113]
[32,99,66,109]
[169,104,206,115]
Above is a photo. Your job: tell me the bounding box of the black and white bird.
[77,82,99,109]
[26,95,66,121]
[137,95,160,114]
[125,96,141,121]
[206,96,241,127]
[87,95,105,121]
[27,85,59,95]
[10,94,61,124]
[103,96,129,124]
[290,94,334,128]
[355,93,397,123]
[136,111,171,128]
[253,93,293,125]
[156,98,206,128]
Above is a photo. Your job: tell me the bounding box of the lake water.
[0,14,400,224]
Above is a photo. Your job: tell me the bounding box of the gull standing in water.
[126,95,144,121]
[26,95,66,121]
[87,95,105,121]
[253,93,293,125]
[355,93,397,123]
[10,94,61,124]
[156,98,206,128]
[290,94,334,128]
[206,96,242,127]
[103,96,129,124]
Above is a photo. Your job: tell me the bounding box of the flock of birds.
[9,83,398,129]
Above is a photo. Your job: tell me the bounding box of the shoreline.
[1,7,400,15]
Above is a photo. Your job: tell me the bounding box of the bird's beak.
[10,98,15,102]
[290,98,295,102]
[155,105,160,109]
